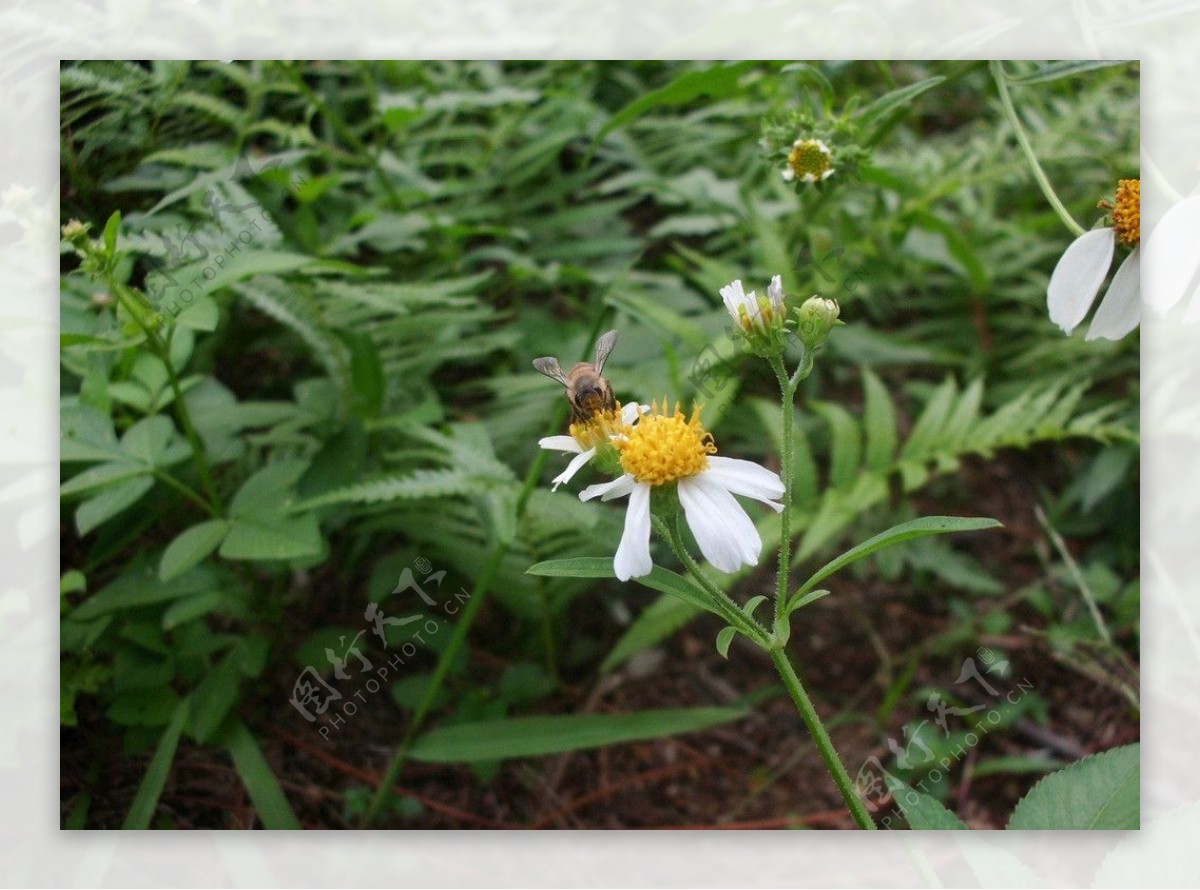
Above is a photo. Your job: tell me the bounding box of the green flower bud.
[796,296,840,350]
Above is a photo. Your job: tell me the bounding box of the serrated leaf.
[886,775,969,829]
[1006,743,1139,829]
[408,707,748,763]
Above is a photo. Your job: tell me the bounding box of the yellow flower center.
[1106,178,1140,246]
[569,402,631,451]
[787,139,833,181]
[616,402,716,486]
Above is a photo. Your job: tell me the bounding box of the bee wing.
[532,356,570,386]
[592,329,619,375]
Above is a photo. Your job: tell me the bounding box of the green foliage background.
[59,60,1138,829]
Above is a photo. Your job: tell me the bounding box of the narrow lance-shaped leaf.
[791,516,1002,608]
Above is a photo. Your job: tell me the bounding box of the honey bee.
[533,329,619,423]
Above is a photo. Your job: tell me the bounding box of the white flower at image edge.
[538,401,642,491]
[575,405,784,581]
[1048,178,1141,341]
[1144,194,1200,322]
[1047,227,1140,341]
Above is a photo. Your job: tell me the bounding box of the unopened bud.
[796,296,840,349]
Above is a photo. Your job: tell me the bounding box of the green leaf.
[715,626,736,659]
[76,476,154,536]
[408,707,747,763]
[886,775,969,830]
[219,513,321,561]
[1004,60,1130,85]
[791,516,1002,605]
[527,558,723,618]
[857,75,946,127]
[862,368,897,472]
[159,519,230,581]
[1006,743,1139,829]
[595,61,757,146]
[188,651,241,744]
[122,696,189,829]
[161,590,228,630]
[812,401,862,490]
[220,461,323,561]
[223,720,302,829]
[599,594,701,674]
[787,588,830,614]
[102,209,121,254]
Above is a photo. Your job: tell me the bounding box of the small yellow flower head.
[783,139,835,184]
[796,295,840,350]
[569,402,632,452]
[616,402,716,487]
[1103,178,1140,247]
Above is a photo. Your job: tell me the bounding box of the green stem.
[769,647,876,829]
[108,280,223,512]
[152,469,216,516]
[989,60,1086,239]
[769,358,796,634]
[655,514,770,647]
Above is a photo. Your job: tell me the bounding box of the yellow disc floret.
[616,402,716,486]
[569,402,631,451]
[1107,178,1140,246]
[785,139,835,184]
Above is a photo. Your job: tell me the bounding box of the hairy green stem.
[770,647,876,829]
[989,60,1086,239]
[769,358,796,635]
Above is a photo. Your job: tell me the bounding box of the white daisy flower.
[577,403,784,581]
[720,275,786,334]
[783,138,835,184]
[1144,193,1200,322]
[1047,179,1140,341]
[538,401,642,491]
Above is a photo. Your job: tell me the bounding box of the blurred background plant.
[59,59,1138,829]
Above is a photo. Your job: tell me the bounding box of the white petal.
[767,274,784,310]
[1047,227,1115,334]
[782,168,795,182]
[704,456,784,511]
[719,280,746,319]
[621,402,644,425]
[677,475,761,573]
[579,474,637,503]
[613,483,653,581]
[1086,247,1140,341]
[551,448,596,491]
[1144,195,1200,315]
[539,435,582,454]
